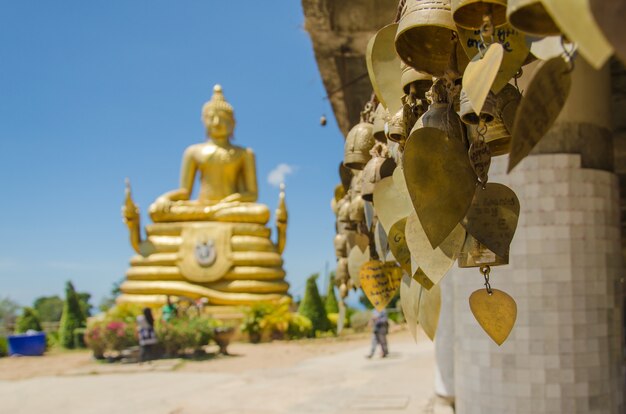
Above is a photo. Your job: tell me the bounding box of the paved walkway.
[0,334,442,414]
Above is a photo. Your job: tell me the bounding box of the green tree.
[324,272,339,314]
[15,307,42,333]
[0,297,20,328]
[58,281,86,349]
[76,292,92,318]
[33,296,64,322]
[298,274,330,334]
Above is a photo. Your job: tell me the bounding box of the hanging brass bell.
[387,108,407,143]
[401,62,433,97]
[361,146,397,202]
[344,122,375,170]
[336,258,349,283]
[339,162,353,192]
[451,0,508,29]
[349,195,365,223]
[459,89,497,125]
[495,83,521,134]
[507,0,560,36]
[337,197,352,224]
[395,0,457,77]
[458,233,508,268]
[334,233,348,258]
[372,104,390,143]
[411,80,464,142]
[467,116,510,156]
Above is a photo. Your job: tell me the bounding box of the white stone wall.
[453,154,624,414]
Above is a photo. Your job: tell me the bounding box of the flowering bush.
[103,320,137,351]
[155,315,219,355]
[241,299,313,342]
[84,304,144,358]
[84,319,107,358]
[287,314,313,339]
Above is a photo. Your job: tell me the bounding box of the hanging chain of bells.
[333,0,623,345]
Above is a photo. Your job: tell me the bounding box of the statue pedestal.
[118,221,289,306]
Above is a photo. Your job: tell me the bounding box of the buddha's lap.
[151,202,270,224]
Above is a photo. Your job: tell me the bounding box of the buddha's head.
[202,85,235,141]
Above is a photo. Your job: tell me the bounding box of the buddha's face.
[205,109,234,140]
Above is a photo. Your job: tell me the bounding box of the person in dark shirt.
[366,309,389,358]
[137,307,158,362]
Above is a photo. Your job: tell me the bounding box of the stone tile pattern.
[452,154,624,414]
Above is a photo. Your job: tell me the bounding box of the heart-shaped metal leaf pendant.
[388,218,412,274]
[400,273,421,341]
[405,212,466,288]
[462,183,520,258]
[359,260,402,311]
[462,43,504,115]
[508,57,571,173]
[348,246,370,289]
[354,233,370,253]
[542,0,613,70]
[590,0,626,65]
[403,127,476,249]
[468,140,491,185]
[418,282,441,341]
[374,221,389,260]
[373,172,414,235]
[469,288,517,345]
[366,23,404,115]
[458,24,530,94]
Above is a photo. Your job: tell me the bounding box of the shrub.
[298,274,330,334]
[102,320,137,352]
[327,312,348,331]
[155,315,217,355]
[84,318,107,358]
[58,281,86,349]
[15,307,42,333]
[73,328,87,349]
[240,303,273,342]
[259,299,292,339]
[46,330,59,349]
[349,310,372,333]
[106,303,144,323]
[287,314,312,339]
[324,274,339,315]
[0,336,7,357]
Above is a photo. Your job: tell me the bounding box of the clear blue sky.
[0,1,346,307]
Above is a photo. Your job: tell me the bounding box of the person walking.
[366,309,389,358]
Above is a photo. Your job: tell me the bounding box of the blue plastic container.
[8,332,46,356]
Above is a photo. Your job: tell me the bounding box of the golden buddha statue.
[118,85,289,307]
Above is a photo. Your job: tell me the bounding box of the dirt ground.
[0,328,442,414]
[0,329,405,380]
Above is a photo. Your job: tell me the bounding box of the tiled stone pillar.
[434,274,455,400]
[453,59,624,413]
[454,155,623,413]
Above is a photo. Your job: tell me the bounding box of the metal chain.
[561,35,577,73]
[480,265,493,295]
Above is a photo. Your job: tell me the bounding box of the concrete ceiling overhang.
[302,0,398,136]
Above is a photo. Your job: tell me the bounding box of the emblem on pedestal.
[177,223,233,283]
[195,240,217,267]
